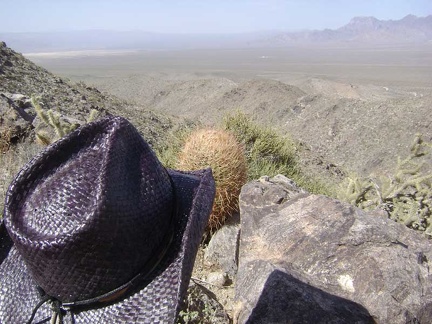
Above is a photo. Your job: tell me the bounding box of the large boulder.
[235,175,432,324]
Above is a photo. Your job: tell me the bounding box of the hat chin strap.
[26,222,175,324]
[26,290,66,324]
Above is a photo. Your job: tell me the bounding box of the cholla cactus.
[176,129,247,234]
[338,134,432,235]
[31,96,98,145]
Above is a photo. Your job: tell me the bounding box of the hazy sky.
[1,0,431,34]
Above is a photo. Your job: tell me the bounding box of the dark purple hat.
[0,116,215,323]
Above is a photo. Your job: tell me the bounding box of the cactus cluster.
[176,128,247,233]
[32,96,98,145]
[338,134,432,235]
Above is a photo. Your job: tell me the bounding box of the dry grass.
[0,128,14,153]
[176,129,247,233]
[0,141,41,217]
[224,111,333,196]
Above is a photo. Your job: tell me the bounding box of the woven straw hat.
[0,116,215,323]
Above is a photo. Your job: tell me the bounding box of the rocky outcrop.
[235,175,432,323]
[0,93,34,151]
[0,41,110,116]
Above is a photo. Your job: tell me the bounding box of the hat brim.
[0,168,215,323]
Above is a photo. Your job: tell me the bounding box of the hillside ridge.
[0,41,175,147]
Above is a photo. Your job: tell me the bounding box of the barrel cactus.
[176,128,247,233]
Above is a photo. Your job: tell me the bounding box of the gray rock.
[206,271,229,287]
[1,93,35,122]
[8,93,33,109]
[204,224,240,278]
[0,93,34,150]
[178,282,230,324]
[246,175,306,208]
[236,178,432,324]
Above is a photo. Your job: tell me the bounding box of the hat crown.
[4,116,174,303]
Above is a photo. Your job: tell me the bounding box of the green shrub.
[223,111,297,178]
[177,284,221,324]
[338,134,432,235]
[223,111,331,195]
[155,124,195,169]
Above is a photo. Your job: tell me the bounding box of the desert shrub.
[0,127,13,153]
[223,111,297,179]
[177,284,222,324]
[176,128,247,233]
[337,134,432,235]
[156,123,196,169]
[223,111,331,195]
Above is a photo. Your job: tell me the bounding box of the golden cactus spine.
[176,129,247,233]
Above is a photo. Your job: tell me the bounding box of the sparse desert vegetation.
[223,111,333,196]
[2,42,432,235]
[29,44,432,180]
[2,34,432,322]
[338,134,432,235]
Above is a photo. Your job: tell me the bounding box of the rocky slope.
[0,41,174,148]
[84,70,432,179]
[2,41,432,324]
[149,78,306,125]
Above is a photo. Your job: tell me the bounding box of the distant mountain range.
[0,15,431,53]
[263,14,432,45]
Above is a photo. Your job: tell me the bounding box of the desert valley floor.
[25,44,432,181]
